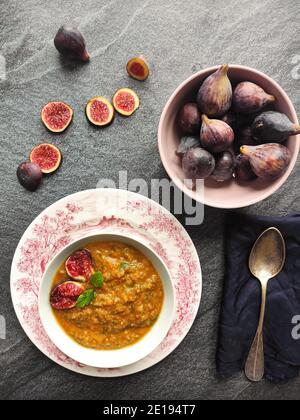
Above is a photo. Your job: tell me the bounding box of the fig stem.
[82,50,90,62]
[202,114,210,124]
[240,146,250,156]
[220,64,229,75]
[294,124,300,134]
[268,95,276,103]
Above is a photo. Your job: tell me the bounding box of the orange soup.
[51,241,164,350]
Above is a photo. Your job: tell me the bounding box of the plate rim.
[10,188,202,377]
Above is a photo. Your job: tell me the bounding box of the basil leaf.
[76,289,96,308]
[91,271,104,288]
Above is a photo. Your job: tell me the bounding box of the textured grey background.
[0,0,299,401]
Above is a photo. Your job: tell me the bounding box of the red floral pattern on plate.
[11,189,202,377]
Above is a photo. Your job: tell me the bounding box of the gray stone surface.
[0,0,299,400]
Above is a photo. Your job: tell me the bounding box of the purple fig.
[177,103,201,134]
[65,249,94,282]
[221,111,255,131]
[211,152,235,182]
[176,136,201,157]
[233,82,275,114]
[240,144,291,180]
[54,26,90,61]
[252,111,300,144]
[17,162,43,191]
[197,65,232,117]
[182,147,215,180]
[234,125,256,153]
[235,154,257,182]
[200,115,234,153]
[50,281,85,310]
[221,111,238,129]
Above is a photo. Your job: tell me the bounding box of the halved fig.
[41,101,73,133]
[127,57,149,81]
[112,88,140,116]
[65,249,94,282]
[50,281,85,310]
[30,144,62,174]
[86,97,115,127]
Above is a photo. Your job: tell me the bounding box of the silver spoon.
[245,227,286,382]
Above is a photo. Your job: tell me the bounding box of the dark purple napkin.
[217,213,300,383]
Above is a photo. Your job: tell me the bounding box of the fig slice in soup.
[50,281,85,310]
[65,249,94,282]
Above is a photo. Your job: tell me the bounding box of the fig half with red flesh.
[65,249,94,282]
[127,57,149,81]
[50,281,85,310]
[30,144,62,174]
[41,102,73,133]
[86,97,115,127]
[113,88,140,116]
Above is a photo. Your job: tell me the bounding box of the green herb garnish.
[120,262,131,271]
[76,289,96,308]
[119,262,138,271]
[91,271,104,288]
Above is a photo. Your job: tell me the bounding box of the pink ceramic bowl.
[158,65,300,209]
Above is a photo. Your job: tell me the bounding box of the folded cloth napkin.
[217,213,300,383]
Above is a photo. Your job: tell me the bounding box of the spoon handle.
[245,281,268,382]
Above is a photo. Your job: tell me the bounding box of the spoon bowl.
[249,228,286,282]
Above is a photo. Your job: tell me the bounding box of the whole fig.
[54,26,90,61]
[182,147,215,180]
[211,152,235,182]
[221,111,238,130]
[176,136,201,157]
[235,154,257,182]
[222,111,256,132]
[200,115,234,153]
[233,82,275,114]
[240,143,291,180]
[252,111,300,144]
[17,162,43,191]
[234,125,256,153]
[177,103,201,134]
[197,64,232,117]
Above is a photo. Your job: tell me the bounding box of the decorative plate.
[10,189,202,377]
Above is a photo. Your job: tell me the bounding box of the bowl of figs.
[158,65,300,208]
